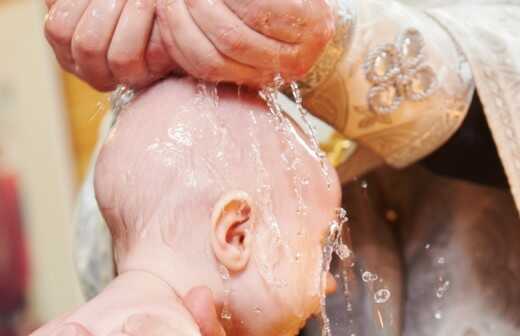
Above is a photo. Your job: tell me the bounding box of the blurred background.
[0,1,110,334]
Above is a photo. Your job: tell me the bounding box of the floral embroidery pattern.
[364,28,438,115]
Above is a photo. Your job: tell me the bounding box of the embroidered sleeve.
[301,0,475,168]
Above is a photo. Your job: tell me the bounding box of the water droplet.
[361,180,368,189]
[219,265,230,280]
[335,244,352,260]
[374,289,391,303]
[434,311,443,320]
[437,257,446,265]
[221,310,232,320]
[436,280,450,298]
[362,271,379,283]
[289,81,332,189]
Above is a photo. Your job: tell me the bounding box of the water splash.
[219,265,232,321]
[436,280,450,299]
[320,208,352,336]
[260,76,308,216]
[290,81,332,189]
[247,110,287,288]
[111,85,135,122]
[374,289,391,304]
[362,271,379,283]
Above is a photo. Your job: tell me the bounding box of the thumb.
[183,287,227,336]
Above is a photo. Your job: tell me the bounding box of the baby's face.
[242,132,341,336]
[262,176,340,335]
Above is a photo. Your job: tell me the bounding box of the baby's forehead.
[102,78,340,201]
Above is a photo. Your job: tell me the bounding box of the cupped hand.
[156,0,335,86]
[44,0,177,91]
[44,0,334,91]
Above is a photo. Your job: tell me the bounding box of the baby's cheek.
[302,245,324,316]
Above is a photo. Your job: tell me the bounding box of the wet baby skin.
[31,78,341,336]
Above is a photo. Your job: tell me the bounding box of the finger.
[45,0,58,10]
[44,0,90,72]
[29,312,73,336]
[123,315,171,336]
[184,287,226,336]
[53,323,93,336]
[145,21,178,77]
[155,0,194,75]
[187,0,300,74]
[123,314,193,336]
[221,0,314,43]
[71,0,127,91]
[108,0,154,88]
[157,0,268,85]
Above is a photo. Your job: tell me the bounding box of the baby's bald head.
[94,78,341,336]
[96,78,336,246]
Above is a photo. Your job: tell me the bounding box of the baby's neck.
[73,269,201,336]
[116,238,222,303]
[111,270,201,335]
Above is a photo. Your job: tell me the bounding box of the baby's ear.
[211,191,254,272]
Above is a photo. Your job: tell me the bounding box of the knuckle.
[184,0,199,8]
[287,0,306,15]
[281,46,303,74]
[73,36,106,59]
[108,51,141,73]
[195,58,223,81]
[216,27,245,54]
[146,41,167,64]
[44,20,71,47]
[90,80,116,92]
[315,19,335,44]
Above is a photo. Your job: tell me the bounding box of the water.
[111,85,135,122]
[260,77,308,217]
[374,289,391,304]
[247,110,286,288]
[320,208,352,336]
[436,280,450,299]
[320,238,335,336]
[362,271,379,283]
[219,265,232,321]
[290,81,332,189]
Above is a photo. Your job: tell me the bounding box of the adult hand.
[155,0,335,86]
[44,0,177,91]
[184,287,227,336]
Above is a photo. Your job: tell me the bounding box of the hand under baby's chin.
[30,271,201,336]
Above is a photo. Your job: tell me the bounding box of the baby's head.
[95,78,341,335]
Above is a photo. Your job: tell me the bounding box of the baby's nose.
[325,272,337,295]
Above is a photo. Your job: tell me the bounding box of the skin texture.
[32,78,340,336]
[44,0,334,91]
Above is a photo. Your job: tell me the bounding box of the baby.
[33,78,341,336]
